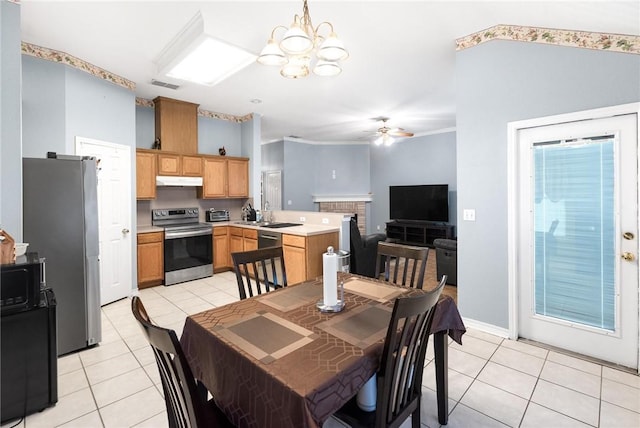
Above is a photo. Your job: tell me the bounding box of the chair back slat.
[376,276,446,428]
[232,247,287,300]
[131,297,205,428]
[375,242,429,289]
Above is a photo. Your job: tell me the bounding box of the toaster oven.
[205,209,230,222]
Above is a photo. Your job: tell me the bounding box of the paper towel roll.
[323,247,338,306]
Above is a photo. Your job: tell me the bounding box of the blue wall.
[1,1,23,239]
[456,41,640,329]
[135,106,155,150]
[369,131,457,234]
[314,144,370,195]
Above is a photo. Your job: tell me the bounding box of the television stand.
[386,221,455,248]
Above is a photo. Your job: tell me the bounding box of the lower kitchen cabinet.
[137,231,163,288]
[213,227,229,271]
[229,227,244,267]
[243,229,258,251]
[283,232,339,285]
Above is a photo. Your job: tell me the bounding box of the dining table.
[180,273,465,428]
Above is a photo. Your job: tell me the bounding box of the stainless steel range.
[152,207,213,286]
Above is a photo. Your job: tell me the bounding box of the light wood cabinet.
[157,153,203,177]
[229,227,244,267]
[283,232,339,285]
[243,229,258,251]
[136,150,157,200]
[213,227,229,271]
[137,231,164,288]
[199,156,249,199]
[182,155,203,176]
[227,159,249,197]
[157,153,181,176]
[200,157,227,198]
[154,96,199,154]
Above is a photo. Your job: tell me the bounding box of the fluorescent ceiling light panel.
[156,11,256,87]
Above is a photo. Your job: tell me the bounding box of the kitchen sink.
[261,222,302,228]
[234,221,302,228]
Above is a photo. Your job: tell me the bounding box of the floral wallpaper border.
[456,25,639,54]
[135,97,252,123]
[21,42,136,90]
[8,0,20,4]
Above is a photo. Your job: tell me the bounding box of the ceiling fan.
[370,117,414,146]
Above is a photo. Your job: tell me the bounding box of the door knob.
[122,228,130,234]
[621,252,635,261]
[623,232,634,240]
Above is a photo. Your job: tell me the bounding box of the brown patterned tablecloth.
[180,274,465,428]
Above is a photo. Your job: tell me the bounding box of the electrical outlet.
[463,209,476,221]
[300,216,306,222]
[377,225,380,230]
[322,218,329,224]
[287,200,292,206]
[331,170,336,179]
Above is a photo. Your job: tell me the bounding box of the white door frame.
[507,102,640,370]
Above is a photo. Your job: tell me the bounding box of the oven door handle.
[165,229,213,239]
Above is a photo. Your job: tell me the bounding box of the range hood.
[156,176,203,187]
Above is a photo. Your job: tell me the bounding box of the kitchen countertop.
[136,222,339,237]
[209,221,340,237]
[137,225,164,233]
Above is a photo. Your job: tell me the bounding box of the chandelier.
[257,0,348,79]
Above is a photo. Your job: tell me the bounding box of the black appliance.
[389,184,449,223]
[152,208,213,285]
[205,209,230,222]
[1,288,58,423]
[0,253,45,314]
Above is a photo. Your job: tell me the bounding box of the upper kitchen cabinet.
[227,159,249,198]
[157,152,203,176]
[198,156,249,199]
[154,96,199,154]
[136,149,156,199]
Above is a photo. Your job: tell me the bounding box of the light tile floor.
[2,271,639,428]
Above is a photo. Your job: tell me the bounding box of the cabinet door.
[136,151,156,199]
[229,235,244,267]
[213,233,229,269]
[154,97,198,154]
[181,155,202,176]
[137,241,163,287]
[283,245,306,285]
[243,238,258,251]
[202,158,227,198]
[157,153,181,176]
[227,159,249,198]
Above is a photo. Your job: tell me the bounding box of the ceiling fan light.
[313,60,341,76]
[280,22,313,54]
[257,39,288,66]
[374,135,384,146]
[383,134,395,146]
[317,32,348,62]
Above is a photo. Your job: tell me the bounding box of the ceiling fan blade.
[388,130,414,137]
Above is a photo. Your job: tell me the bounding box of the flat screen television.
[389,184,449,223]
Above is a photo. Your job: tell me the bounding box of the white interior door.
[516,114,638,369]
[76,137,132,305]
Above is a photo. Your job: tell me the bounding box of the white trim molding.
[462,317,510,339]
[312,195,373,203]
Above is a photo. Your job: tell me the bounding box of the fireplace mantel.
[312,195,372,203]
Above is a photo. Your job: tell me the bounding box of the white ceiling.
[19,1,640,143]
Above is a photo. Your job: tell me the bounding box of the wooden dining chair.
[375,241,429,289]
[333,276,446,428]
[131,296,234,428]
[231,246,287,300]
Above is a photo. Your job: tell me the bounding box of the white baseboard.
[462,317,511,339]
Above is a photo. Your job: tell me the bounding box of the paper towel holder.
[317,247,346,313]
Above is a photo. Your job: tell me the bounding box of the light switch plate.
[463,209,476,221]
